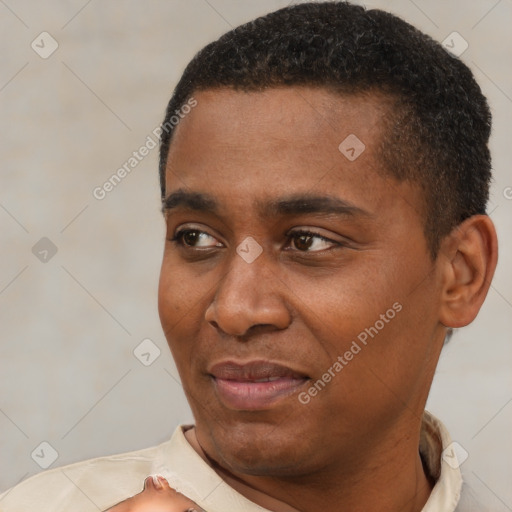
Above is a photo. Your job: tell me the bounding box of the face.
[158,87,447,478]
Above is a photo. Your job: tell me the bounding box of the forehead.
[163,86,416,221]
[170,86,390,155]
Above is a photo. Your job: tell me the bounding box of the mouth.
[208,360,310,410]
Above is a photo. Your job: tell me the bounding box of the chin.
[218,443,307,477]
[200,416,316,477]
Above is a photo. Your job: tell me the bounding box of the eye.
[170,228,222,248]
[286,230,339,252]
[169,228,341,253]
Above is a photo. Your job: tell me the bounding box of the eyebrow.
[161,188,371,219]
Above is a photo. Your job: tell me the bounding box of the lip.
[209,360,309,410]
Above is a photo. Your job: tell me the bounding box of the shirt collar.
[420,410,463,512]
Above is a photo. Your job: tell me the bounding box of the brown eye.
[171,229,222,249]
[288,230,338,252]
[182,230,200,246]
[293,233,314,251]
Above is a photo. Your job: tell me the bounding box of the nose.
[204,247,291,337]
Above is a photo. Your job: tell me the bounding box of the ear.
[438,215,498,328]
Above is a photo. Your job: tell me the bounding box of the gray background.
[0,0,511,508]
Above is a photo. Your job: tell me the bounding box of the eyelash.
[169,228,341,253]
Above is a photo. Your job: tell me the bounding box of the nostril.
[208,320,220,330]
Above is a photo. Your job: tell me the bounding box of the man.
[0,2,498,511]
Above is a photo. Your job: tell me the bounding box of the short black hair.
[158,1,492,258]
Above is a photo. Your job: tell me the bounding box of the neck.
[184,422,434,512]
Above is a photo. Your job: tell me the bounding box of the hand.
[104,475,204,512]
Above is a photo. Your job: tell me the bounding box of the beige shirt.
[0,411,478,512]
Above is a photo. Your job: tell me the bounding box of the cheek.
[158,255,208,329]
[324,288,438,422]
[158,256,218,378]
[289,254,434,399]
[158,260,195,363]
[287,261,399,346]
[158,270,179,337]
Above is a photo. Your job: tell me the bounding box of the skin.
[103,475,201,511]
[154,86,497,512]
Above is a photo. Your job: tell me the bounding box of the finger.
[144,475,206,511]
[143,475,166,491]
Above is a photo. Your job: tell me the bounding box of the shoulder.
[0,435,176,512]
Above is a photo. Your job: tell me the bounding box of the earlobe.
[438,215,498,329]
